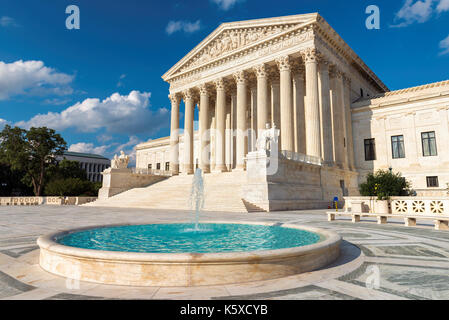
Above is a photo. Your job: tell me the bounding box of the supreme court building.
[134,13,449,210]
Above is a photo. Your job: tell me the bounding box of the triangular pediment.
[162,13,319,81]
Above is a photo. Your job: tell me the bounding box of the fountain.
[189,168,204,231]
[37,129,341,287]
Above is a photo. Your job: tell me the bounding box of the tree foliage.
[44,178,100,197]
[359,170,411,200]
[0,125,67,196]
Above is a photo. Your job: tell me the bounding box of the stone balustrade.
[280,150,322,166]
[0,197,97,206]
[344,196,449,216]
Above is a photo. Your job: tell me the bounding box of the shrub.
[44,178,99,197]
[359,170,411,200]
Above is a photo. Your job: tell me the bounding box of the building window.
[165,162,170,171]
[156,163,161,170]
[364,138,376,161]
[422,131,437,157]
[391,135,405,159]
[148,164,152,170]
[426,176,439,188]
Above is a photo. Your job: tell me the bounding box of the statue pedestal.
[98,168,167,200]
[98,168,133,200]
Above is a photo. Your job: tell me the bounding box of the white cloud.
[392,0,449,27]
[211,0,242,10]
[0,16,18,27]
[439,34,449,55]
[0,118,9,130]
[42,98,72,106]
[68,142,109,156]
[437,0,449,11]
[0,60,74,100]
[166,20,201,35]
[392,0,435,27]
[117,74,126,87]
[16,90,170,135]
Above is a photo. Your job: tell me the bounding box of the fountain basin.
[37,222,341,286]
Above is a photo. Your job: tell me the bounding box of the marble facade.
[132,13,449,211]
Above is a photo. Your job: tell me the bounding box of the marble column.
[225,98,232,171]
[250,85,258,152]
[182,89,194,174]
[270,73,281,148]
[319,61,334,165]
[231,93,237,169]
[292,65,306,154]
[277,56,294,152]
[214,78,227,172]
[343,76,355,170]
[303,48,322,158]
[330,68,345,168]
[254,64,269,136]
[199,84,211,173]
[209,100,216,171]
[169,93,180,175]
[234,71,248,170]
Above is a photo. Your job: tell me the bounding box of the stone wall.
[243,151,358,211]
[98,168,168,200]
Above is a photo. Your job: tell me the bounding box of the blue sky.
[0,0,448,161]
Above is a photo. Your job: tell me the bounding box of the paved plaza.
[0,206,449,300]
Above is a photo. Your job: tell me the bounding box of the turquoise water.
[56,223,322,254]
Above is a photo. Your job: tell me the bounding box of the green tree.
[359,169,411,200]
[0,125,67,196]
[46,159,87,181]
[44,178,97,197]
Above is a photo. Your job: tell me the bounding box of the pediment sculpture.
[111,150,130,169]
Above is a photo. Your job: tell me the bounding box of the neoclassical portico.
[163,13,387,176]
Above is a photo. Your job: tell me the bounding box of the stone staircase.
[85,171,252,212]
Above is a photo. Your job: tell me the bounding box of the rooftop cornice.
[352,79,449,111]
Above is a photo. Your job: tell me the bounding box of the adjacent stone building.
[59,151,110,183]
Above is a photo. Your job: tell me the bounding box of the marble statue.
[111,150,130,169]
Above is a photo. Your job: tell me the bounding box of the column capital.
[253,64,268,78]
[275,56,291,72]
[214,78,227,91]
[168,93,181,104]
[233,70,247,85]
[198,83,212,96]
[182,89,194,101]
[302,47,319,64]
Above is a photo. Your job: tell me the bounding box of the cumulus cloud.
[69,142,109,156]
[0,118,9,130]
[0,60,74,100]
[211,0,242,10]
[0,16,19,27]
[392,0,449,27]
[117,74,126,87]
[166,20,201,35]
[439,34,449,55]
[437,0,449,12]
[16,90,170,135]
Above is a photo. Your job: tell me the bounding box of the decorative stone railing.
[344,196,449,216]
[131,168,173,176]
[0,197,97,206]
[280,151,322,166]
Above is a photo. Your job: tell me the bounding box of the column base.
[212,165,228,173]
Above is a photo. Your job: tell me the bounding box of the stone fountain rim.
[37,221,341,264]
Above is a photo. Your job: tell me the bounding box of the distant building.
[59,151,111,183]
